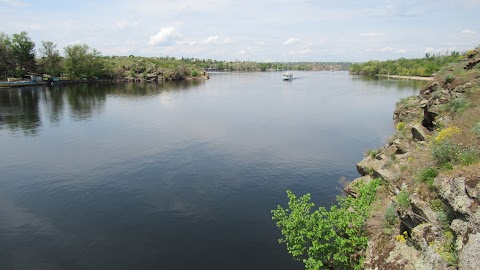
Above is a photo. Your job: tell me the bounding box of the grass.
[472,122,480,137]
[444,74,455,84]
[396,190,411,209]
[445,97,470,113]
[384,202,398,228]
[417,167,439,187]
[367,149,380,158]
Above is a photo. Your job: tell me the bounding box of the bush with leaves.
[272,178,380,270]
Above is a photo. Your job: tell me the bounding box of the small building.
[24,74,43,82]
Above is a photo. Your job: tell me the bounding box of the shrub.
[433,231,458,266]
[364,166,375,176]
[435,127,461,143]
[471,122,480,137]
[432,142,478,166]
[191,69,199,76]
[272,179,381,270]
[429,199,452,228]
[445,97,469,113]
[384,202,398,227]
[367,149,380,158]
[396,189,410,209]
[432,142,460,166]
[459,148,478,165]
[444,74,455,84]
[396,122,406,132]
[417,167,439,187]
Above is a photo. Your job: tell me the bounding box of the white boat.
[282,72,293,81]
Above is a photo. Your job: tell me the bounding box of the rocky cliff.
[346,47,480,269]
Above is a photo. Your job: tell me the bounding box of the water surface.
[0,72,427,269]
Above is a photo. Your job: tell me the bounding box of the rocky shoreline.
[345,49,480,269]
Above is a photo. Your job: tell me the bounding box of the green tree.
[11,31,36,74]
[0,32,15,79]
[64,44,105,79]
[39,41,62,76]
[272,179,380,269]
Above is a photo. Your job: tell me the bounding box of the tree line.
[349,52,463,77]
[0,31,112,80]
[0,30,351,81]
[178,58,351,72]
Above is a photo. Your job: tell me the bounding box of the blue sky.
[0,0,479,62]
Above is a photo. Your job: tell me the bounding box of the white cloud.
[396,49,407,53]
[0,0,28,7]
[203,35,232,44]
[148,26,181,46]
[289,48,311,55]
[425,47,434,54]
[460,29,476,35]
[361,32,384,37]
[204,35,219,44]
[257,41,265,45]
[378,47,393,52]
[116,19,140,30]
[283,38,300,45]
[238,49,246,55]
[182,36,232,46]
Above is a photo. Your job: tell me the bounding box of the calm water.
[0,71,426,270]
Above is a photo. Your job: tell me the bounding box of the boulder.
[344,175,374,198]
[451,219,469,250]
[410,193,438,224]
[459,233,480,270]
[392,139,410,154]
[465,177,480,199]
[412,124,430,141]
[434,176,473,215]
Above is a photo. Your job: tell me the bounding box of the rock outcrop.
[348,48,480,269]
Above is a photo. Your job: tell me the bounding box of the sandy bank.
[379,75,434,81]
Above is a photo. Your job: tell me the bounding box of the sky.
[0,0,479,62]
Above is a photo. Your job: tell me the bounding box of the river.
[0,71,427,269]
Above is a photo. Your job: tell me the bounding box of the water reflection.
[0,80,205,136]
[0,88,41,136]
[351,75,429,90]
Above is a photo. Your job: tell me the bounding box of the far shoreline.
[378,74,434,81]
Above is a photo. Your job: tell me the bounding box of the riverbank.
[380,74,434,81]
[347,47,480,269]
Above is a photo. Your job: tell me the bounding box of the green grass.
[384,202,398,227]
[472,122,480,137]
[417,167,439,187]
[396,190,411,209]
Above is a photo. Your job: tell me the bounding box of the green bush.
[459,148,478,165]
[367,149,380,158]
[384,202,398,227]
[417,167,439,187]
[396,190,410,209]
[445,97,469,113]
[471,122,480,137]
[428,199,452,228]
[444,74,455,84]
[432,142,460,166]
[272,179,381,270]
[432,142,478,166]
[396,122,407,132]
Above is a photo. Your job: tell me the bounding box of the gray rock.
[410,193,438,224]
[412,124,430,141]
[344,175,374,198]
[392,139,410,154]
[465,178,480,199]
[451,219,469,251]
[434,176,473,215]
[459,233,480,270]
